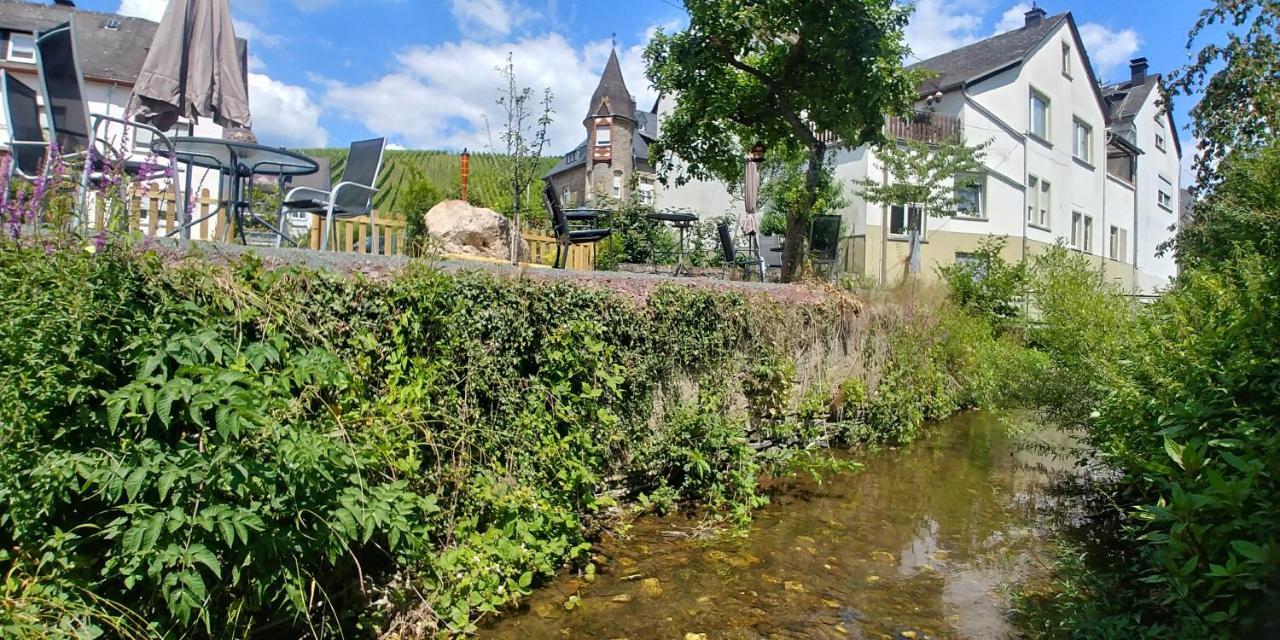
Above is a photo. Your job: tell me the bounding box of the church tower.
[584,49,637,202]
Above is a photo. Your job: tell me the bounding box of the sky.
[82,0,1209,180]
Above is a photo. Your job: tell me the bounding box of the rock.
[610,594,633,603]
[684,634,707,640]
[424,199,529,261]
[784,580,806,593]
[640,578,664,597]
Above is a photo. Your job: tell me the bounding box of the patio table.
[160,137,318,244]
[646,211,699,275]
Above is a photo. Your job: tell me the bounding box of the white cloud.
[449,0,532,38]
[248,72,328,148]
[993,2,1032,34]
[1079,23,1142,82]
[116,0,167,22]
[319,31,659,152]
[904,0,986,61]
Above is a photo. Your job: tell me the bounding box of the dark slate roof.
[586,49,636,120]
[1102,76,1158,123]
[1102,75,1183,156]
[0,0,246,85]
[910,13,1069,94]
[546,141,588,177]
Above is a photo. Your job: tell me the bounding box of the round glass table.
[159,137,318,243]
[646,211,699,274]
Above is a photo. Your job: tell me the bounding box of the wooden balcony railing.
[815,110,963,147]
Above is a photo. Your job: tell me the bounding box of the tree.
[1168,0,1280,187]
[855,137,987,277]
[758,146,846,246]
[495,53,554,263]
[644,0,920,282]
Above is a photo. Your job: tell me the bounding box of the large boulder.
[424,200,529,261]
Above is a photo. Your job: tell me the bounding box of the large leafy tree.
[644,0,920,281]
[1169,0,1279,186]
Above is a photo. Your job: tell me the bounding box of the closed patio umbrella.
[129,0,252,131]
[741,144,763,237]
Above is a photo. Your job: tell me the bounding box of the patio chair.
[35,20,181,228]
[1,71,51,185]
[281,138,385,251]
[717,221,762,281]
[543,182,611,269]
[274,156,330,247]
[808,214,842,279]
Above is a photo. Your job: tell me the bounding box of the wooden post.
[460,149,470,202]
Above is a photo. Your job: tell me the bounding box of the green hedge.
[0,242,1028,637]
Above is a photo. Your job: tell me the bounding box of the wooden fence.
[100,185,596,267]
[523,231,596,270]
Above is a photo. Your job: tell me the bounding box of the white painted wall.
[1130,90,1181,288]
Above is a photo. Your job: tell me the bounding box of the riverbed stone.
[640,577,664,597]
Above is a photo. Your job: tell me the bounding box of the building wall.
[547,165,586,208]
[1130,91,1181,286]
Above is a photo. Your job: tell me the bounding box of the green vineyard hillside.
[297,148,559,220]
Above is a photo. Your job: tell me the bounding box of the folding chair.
[543,182,610,269]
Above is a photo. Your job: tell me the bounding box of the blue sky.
[84,0,1206,177]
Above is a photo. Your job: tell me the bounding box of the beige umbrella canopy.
[129,0,252,131]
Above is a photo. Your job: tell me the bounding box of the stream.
[481,411,1075,639]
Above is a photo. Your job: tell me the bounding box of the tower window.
[595,125,611,147]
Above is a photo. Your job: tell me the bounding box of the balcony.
[885,110,962,144]
[815,110,962,147]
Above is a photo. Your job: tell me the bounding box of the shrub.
[937,235,1026,329]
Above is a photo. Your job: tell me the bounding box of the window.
[595,125,611,147]
[1110,225,1128,262]
[889,204,924,236]
[561,187,570,205]
[1072,212,1094,253]
[1107,151,1135,183]
[1155,132,1167,152]
[1072,118,1093,163]
[1027,175,1051,228]
[611,171,622,198]
[1158,175,1174,211]
[7,32,34,63]
[954,174,984,218]
[638,181,654,205]
[1029,90,1050,140]
[1062,42,1072,77]
[954,252,989,280]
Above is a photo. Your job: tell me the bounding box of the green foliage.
[593,197,680,270]
[759,146,847,228]
[1168,0,1280,186]
[937,236,1027,329]
[399,177,445,256]
[1166,139,1280,269]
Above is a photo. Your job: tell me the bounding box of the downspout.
[1132,157,1139,293]
[879,161,888,285]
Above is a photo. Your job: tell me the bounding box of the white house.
[654,6,1181,293]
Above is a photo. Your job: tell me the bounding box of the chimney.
[1024,6,1047,27]
[1129,58,1149,86]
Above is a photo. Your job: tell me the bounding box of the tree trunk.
[780,142,827,282]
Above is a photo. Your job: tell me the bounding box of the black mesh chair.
[717,221,762,281]
[282,138,384,251]
[1,71,50,183]
[543,182,610,269]
[35,20,180,227]
[808,214,842,279]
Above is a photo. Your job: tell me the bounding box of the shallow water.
[482,412,1074,640]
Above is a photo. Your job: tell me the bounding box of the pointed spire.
[586,48,636,121]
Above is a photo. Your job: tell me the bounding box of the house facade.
[835,7,1181,292]
[629,6,1180,293]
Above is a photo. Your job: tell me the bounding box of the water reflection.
[482,411,1074,639]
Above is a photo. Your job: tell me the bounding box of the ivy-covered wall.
[0,243,1036,638]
